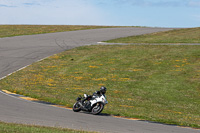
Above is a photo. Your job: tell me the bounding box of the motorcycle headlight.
[102,98,108,104]
[102,98,105,103]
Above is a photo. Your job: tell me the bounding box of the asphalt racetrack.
[0,27,199,133]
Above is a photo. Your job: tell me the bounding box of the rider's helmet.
[100,86,107,94]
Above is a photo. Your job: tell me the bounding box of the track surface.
[0,27,199,133]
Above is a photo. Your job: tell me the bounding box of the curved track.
[0,27,199,133]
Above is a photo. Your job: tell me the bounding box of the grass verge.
[106,27,200,43]
[0,121,95,133]
[0,45,199,128]
[0,25,118,38]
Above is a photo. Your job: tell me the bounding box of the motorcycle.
[73,93,108,115]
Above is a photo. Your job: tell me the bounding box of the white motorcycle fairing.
[90,94,108,106]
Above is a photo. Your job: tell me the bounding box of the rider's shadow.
[98,113,111,116]
[78,111,111,116]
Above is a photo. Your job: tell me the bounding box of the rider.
[93,86,107,96]
[81,86,107,104]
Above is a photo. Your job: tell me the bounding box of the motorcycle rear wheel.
[73,102,81,112]
[91,102,104,115]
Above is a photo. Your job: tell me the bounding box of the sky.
[0,0,200,28]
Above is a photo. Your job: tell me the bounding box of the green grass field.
[0,25,117,38]
[0,45,199,128]
[106,27,200,43]
[0,121,95,133]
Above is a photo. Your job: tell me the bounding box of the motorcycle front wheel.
[91,102,104,115]
[73,102,81,112]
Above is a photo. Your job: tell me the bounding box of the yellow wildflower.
[134,69,144,71]
[92,78,107,81]
[50,55,60,59]
[89,66,98,68]
[74,77,84,80]
[114,90,121,93]
[120,78,131,81]
[127,98,134,101]
[174,65,180,67]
